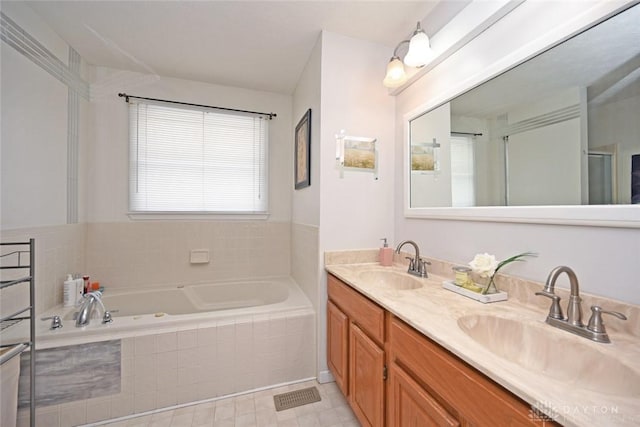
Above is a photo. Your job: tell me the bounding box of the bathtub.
[13,276,316,424]
[68,279,291,317]
[5,276,313,348]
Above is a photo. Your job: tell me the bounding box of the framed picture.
[342,136,376,170]
[295,109,311,189]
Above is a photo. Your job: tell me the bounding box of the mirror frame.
[403,3,640,229]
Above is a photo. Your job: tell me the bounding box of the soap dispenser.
[379,238,393,267]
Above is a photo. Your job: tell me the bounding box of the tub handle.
[102,311,113,324]
[41,315,63,330]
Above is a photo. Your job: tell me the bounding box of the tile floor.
[94,380,360,427]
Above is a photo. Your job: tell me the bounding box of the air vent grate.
[273,386,321,411]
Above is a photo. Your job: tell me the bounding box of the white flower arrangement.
[468,253,499,279]
[468,252,537,294]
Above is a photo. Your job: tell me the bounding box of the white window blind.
[129,101,268,214]
[450,136,475,207]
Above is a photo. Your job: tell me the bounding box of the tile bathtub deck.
[94,380,360,427]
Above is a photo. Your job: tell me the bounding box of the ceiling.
[23,0,468,95]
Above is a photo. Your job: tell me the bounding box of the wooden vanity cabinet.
[389,316,557,426]
[327,273,557,427]
[327,274,385,427]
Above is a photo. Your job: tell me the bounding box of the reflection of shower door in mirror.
[588,152,615,205]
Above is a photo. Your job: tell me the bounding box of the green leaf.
[495,252,537,273]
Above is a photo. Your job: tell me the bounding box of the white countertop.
[325,259,640,427]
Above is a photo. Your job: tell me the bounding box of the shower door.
[588,153,614,204]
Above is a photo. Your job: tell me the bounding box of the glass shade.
[404,31,431,68]
[383,57,407,88]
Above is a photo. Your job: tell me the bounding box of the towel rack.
[1,239,35,427]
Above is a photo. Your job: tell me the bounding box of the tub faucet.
[535,266,627,343]
[75,291,105,327]
[395,240,430,278]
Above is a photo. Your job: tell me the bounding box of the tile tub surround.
[16,311,316,427]
[85,221,291,290]
[0,224,86,314]
[325,250,640,427]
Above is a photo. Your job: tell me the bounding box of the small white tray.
[442,280,508,303]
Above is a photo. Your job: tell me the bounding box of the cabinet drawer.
[390,316,544,426]
[328,274,385,344]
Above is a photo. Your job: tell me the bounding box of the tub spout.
[75,291,105,327]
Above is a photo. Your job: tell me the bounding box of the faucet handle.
[404,256,415,270]
[102,311,114,324]
[535,291,564,320]
[41,315,63,330]
[587,305,627,334]
[418,258,431,278]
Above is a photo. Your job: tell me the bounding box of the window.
[450,135,475,207]
[128,101,268,214]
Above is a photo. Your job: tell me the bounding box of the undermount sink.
[356,270,423,290]
[457,314,640,397]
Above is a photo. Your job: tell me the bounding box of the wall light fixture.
[383,22,432,88]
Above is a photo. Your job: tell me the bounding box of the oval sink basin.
[457,314,640,397]
[356,270,423,290]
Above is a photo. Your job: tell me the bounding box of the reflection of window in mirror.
[450,135,475,207]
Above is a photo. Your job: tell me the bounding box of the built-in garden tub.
[14,277,315,426]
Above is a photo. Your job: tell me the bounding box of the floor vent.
[273,386,321,411]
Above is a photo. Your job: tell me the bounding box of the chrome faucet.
[395,240,430,278]
[535,266,627,343]
[75,291,106,327]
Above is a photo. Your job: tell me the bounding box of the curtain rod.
[118,93,277,120]
[451,131,483,136]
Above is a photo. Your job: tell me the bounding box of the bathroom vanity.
[327,273,550,427]
[325,250,640,427]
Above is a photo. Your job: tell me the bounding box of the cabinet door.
[327,300,349,396]
[350,323,385,427]
[389,363,459,427]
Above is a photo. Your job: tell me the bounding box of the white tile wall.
[290,223,318,310]
[1,224,86,314]
[85,221,291,290]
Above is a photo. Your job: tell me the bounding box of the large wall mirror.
[407,3,639,227]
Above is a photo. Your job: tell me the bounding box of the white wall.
[395,0,640,305]
[319,31,396,251]
[315,31,395,378]
[409,103,451,207]
[0,2,88,313]
[89,67,293,223]
[1,2,70,229]
[290,33,323,383]
[291,37,322,228]
[506,88,586,205]
[508,119,582,205]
